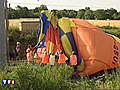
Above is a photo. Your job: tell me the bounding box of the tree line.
[8,4,120,20]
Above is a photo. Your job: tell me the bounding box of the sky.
[8,0,120,11]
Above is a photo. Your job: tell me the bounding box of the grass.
[87,20,120,27]
[1,62,120,89]
[0,62,73,90]
[9,18,39,27]
[98,25,120,39]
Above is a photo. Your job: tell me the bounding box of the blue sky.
[8,0,120,11]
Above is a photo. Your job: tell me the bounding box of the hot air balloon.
[35,10,120,76]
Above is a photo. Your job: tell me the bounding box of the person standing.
[26,45,35,62]
[16,42,21,60]
[49,52,55,67]
[70,51,77,74]
[26,48,32,62]
[42,51,49,65]
[58,51,66,64]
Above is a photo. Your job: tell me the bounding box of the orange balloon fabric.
[71,19,120,76]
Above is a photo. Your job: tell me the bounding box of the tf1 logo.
[2,79,15,85]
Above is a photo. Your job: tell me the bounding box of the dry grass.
[87,20,120,27]
[9,18,39,27]
[9,18,120,27]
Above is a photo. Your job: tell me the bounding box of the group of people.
[16,42,36,61]
[16,42,78,68]
[26,44,78,68]
[16,42,79,74]
[42,51,68,67]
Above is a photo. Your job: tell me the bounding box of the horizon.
[8,0,120,11]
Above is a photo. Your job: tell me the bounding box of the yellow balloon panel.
[60,35,72,57]
[58,17,72,33]
[49,42,54,53]
[47,41,54,53]
[41,10,52,21]
[47,41,50,52]
[77,59,84,72]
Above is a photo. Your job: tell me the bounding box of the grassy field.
[87,20,120,27]
[9,18,39,27]
[0,62,120,89]
[9,18,120,27]
[98,25,120,39]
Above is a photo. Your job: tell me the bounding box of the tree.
[76,9,85,19]
[68,10,77,18]
[85,7,90,10]
[84,9,94,19]
[8,8,18,19]
[16,5,30,18]
[33,7,39,13]
[39,4,48,10]
[7,5,120,20]
[105,8,117,19]
[113,12,120,20]
[94,9,107,20]
[34,4,48,16]
[57,9,69,18]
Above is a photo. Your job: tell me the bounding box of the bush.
[9,26,21,43]
[8,26,37,59]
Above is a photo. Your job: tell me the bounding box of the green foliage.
[1,63,120,89]
[15,5,31,18]
[105,8,117,19]
[0,63,72,89]
[68,10,77,18]
[98,69,120,89]
[8,26,37,59]
[98,25,120,38]
[8,4,48,19]
[39,4,48,10]
[57,9,77,18]
[76,9,85,19]
[9,26,21,43]
[8,5,120,20]
[74,77,98,89]
[97,25,119,29]
[113,13,120,20]
[94,9,107,20]
[70,67,120,89]
[8,8,18,19]
[57,9,69,18]
[84,9,94,19]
